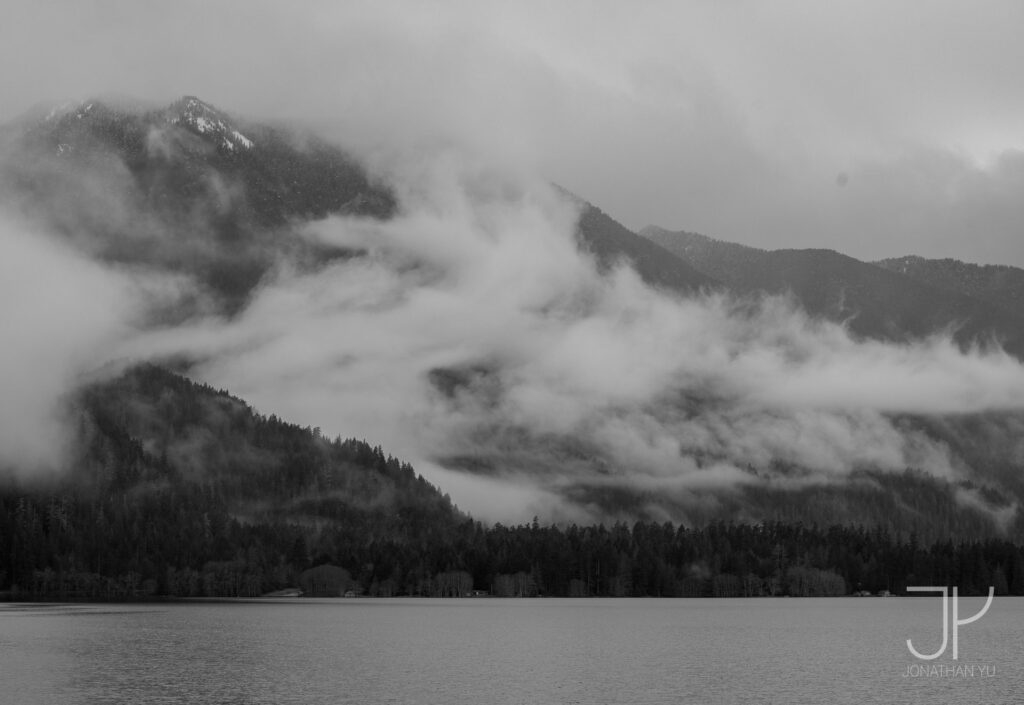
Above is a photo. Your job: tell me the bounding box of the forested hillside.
[641,226,1024,357]
[875,255,1024,315]
[0,365,463,598]
[2,365,1023,599]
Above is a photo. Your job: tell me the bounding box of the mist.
[4,0,1024,521]
[0,211,134,473]
[5,105,1024,523]
[78,149,1024,523]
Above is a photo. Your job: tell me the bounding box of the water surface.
[1,597,1019,704]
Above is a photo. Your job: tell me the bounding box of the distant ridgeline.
[2,364,1024,600]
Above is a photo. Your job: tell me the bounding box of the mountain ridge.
[874,254,1024,315]
[2,95,719,311]
[641,225,1024,358]
[574,201,721,294]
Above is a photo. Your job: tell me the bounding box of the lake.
[1,597,1020,704]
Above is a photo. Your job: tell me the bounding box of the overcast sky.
[4,0,1024,265]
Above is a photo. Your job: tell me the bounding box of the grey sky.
[4,0,1024,264]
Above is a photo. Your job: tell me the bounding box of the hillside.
[2,365,1022,599]
[575,203,720,294]
[642,226,1024,356]
[0,364,464,598]
[875,255,1024,315]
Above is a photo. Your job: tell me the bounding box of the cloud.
[5,2,1024,522]
[4,1,1024,263]
[103,152,1024,522]
[0,211,135,473]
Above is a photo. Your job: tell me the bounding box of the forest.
[1,365,1022,599]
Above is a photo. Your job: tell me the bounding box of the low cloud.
[103,152,1024,522]
[0,211,135,473]
[4,94,1024,524]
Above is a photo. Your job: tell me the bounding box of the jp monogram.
[905,586,994,661]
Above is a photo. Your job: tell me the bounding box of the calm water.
[1,597,1021,704]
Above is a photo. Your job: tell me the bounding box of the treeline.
[0,364,465,599]
[5,497,1024,599]
[2,364,1024,599]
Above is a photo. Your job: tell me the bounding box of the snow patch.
[163,97,255,150]
[232,130,254,149]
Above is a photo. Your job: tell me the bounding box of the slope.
[642,226,1024,356]
[875,255,1024,316]
[0,364,464,597]
[576,204,720,294]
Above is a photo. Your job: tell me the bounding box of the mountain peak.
[164,95,254,151]
[167,95,221,120]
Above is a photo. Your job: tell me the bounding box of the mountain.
[11,95,396,224]
[0,96,395,312]
[874,255,1024,315]
[3,96,1024,560]
[573,201,720,294]
[0,364,466,597]
[641,226,1024,357]
[1,96,717,313]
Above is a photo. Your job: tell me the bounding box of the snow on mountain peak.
[166,96,255,151]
